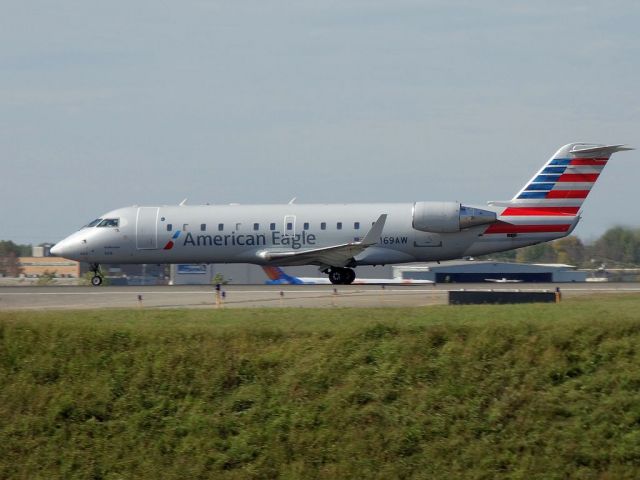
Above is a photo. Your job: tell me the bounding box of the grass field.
[2,295,640,479]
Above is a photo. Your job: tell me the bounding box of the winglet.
[361,214,387,245]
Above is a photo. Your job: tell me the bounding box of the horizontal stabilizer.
[570,144,634,156]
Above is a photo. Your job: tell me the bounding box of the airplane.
[50,143,632,286]
[262,266,434,285]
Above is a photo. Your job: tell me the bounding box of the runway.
[0,283,638,310]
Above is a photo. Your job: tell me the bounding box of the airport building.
[393,261,587,283]
[169,264,216,285]
[15,244,81,278]
[18,257,81,278]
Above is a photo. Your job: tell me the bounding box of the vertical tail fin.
[509,143,632,211]
[485,143,632,236]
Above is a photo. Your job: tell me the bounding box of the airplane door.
[283,215,296,236]
[136,207,159,249]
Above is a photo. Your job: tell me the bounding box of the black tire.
[91,275,103,286]
[345,268,356,285]
[329,269,344,285]
[328,268,356,285]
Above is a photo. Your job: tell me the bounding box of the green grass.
[2,295,640,479]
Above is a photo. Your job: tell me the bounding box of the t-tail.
[487,143,633,240]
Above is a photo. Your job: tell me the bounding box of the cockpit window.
[85,218,102,228]
[97,218,119,228]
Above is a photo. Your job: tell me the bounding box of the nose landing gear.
[90,263,103,286]
[328,267,356,285]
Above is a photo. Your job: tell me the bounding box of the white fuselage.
[51,202,569,267]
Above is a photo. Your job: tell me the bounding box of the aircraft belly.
[354,247,416,266]
[410,229,480,262]
[464,233,566,257]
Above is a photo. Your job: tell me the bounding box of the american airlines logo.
[163,231,181,250]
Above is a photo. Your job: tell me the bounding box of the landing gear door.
[136,207,159,249]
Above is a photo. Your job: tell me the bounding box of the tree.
[515,242,556,264]
[590,227,640,266]
[481,249,517,262]
[0,241,24,277]
[0,240,20,256]
[0,252,21,277]
[552,236,585,266]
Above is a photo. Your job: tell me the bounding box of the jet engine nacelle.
[412,202,497,233]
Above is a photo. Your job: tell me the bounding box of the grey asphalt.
[0,283,638,310]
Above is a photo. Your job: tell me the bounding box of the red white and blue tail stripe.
[485,143,633,236]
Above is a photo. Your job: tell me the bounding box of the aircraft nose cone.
[50,238,79,259]
[50,243,63,256]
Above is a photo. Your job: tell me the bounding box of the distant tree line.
[481,226,640,267]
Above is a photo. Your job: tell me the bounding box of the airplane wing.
[257,214,387,267]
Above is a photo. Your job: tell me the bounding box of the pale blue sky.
[1,1,638,243]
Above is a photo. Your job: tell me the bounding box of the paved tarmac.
[0,283,638,310]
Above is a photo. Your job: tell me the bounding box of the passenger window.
[270,223,276,231]
[200,224,206,231]
[321,222,326,230]
[97,218,119,228]
[167,224,172,231]
[218,223,224,231]
[303,222,309,230]
[337,222,342,230]
[354,222,360,230]
[253,223,259,231]
[287,222,293,230]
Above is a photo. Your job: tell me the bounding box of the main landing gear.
[327,267,356,285]
[90,263,103,286]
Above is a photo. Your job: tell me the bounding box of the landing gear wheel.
[89,263,103,287]
[328,268,356,285]
[345,268,356,284]
[329,269,344,285]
